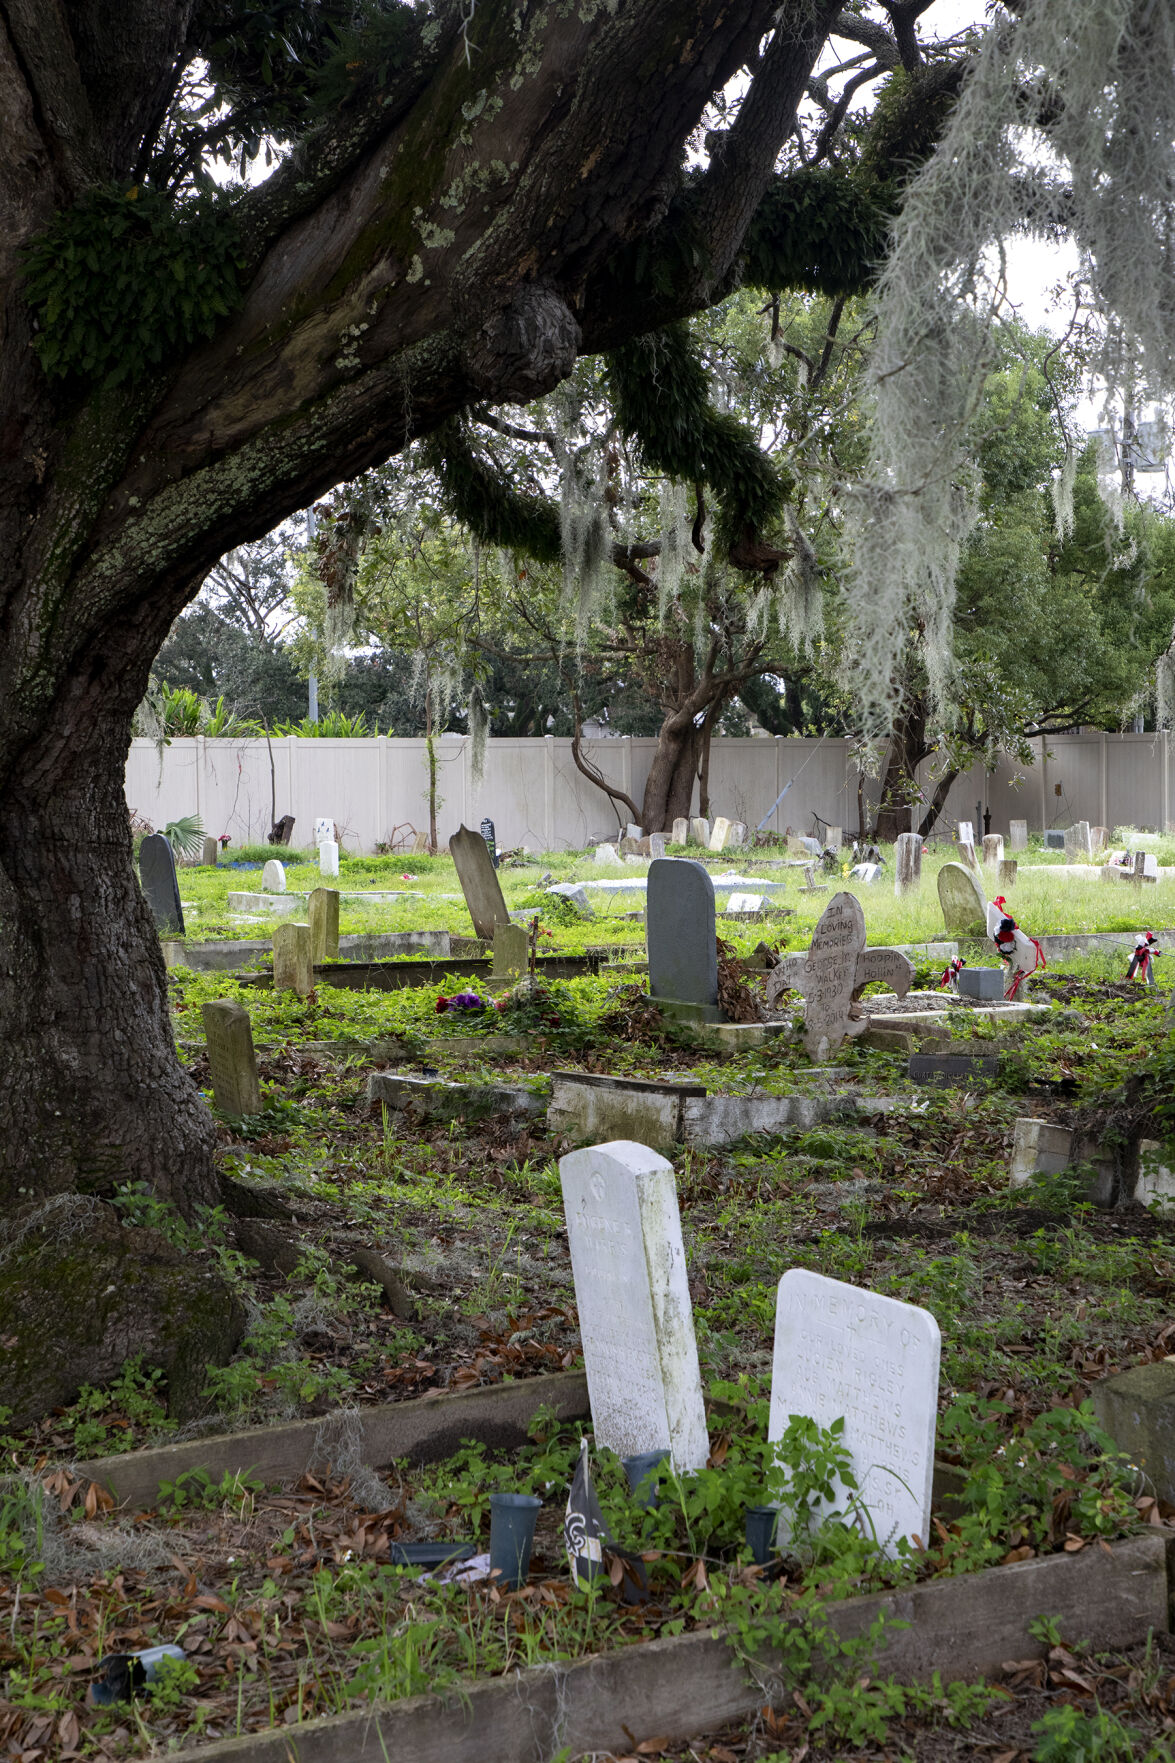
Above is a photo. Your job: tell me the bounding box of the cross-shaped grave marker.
[766,890,914,1059]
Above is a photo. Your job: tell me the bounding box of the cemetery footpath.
[5,831,1175,1757]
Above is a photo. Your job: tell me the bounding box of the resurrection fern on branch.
[607,324,792,570]
[423,421,563,564]
[846,0,1175,736]
[22,185,242,386]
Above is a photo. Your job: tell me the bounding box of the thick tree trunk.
[917,765,960,840]
[642,717,702,832]
[873,699,931,844]
[0,701,217,1212]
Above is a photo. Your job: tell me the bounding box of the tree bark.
[873,698,931,843]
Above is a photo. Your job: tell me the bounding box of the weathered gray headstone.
[1064,820,1092,859]
[1091,1361,1175,1506]
[647,857,720,1021]
[728,820,747,849]
[412,830,429,854]
[1090,824,1110,854]
[139,833,185,935]
[982,833,1004,866]
[545,882,593,916]
[560,1140,709,1474]
[595,843,619,864]
[690,817,710,847]
[957,832,980,873]
[998,858,1018,890]
[492,922,528,981]
[957,966,1003,1000]
[894,832,922,896]
[770,1270,940,1555]
[765,892,914,1060]
[272,921,313,996]
[202,999,262,1116]
[449,823,511,939]
[937,862,987,934]
[201,835,219,867]
[307,887,339,964]
[648,833,668,861]
[671,817,689,845]
[1043,828,1065,850]
[624,823,643,841]
[908,1051,998,1086]
[1008,819,1028,851]
[827,826,843,852]
[261,858,286,893]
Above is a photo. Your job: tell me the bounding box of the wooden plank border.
[177,1533,1169,1763]
[77,1370,589,1511]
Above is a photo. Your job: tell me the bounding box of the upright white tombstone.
[560,1140,709,1474]
[261,859,286,893]
[982,833,1004,866]
[690,816,710,847]
[709,816,733,851]
[319,839,340,878]
[1064,820,1093,859]
[314,817,334,846]
[1008,819,1028,852]
[671,817,689,844]
[770,1269,940,1555]
[827,826,843,852]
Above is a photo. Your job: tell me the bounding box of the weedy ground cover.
[4,842,1175,1758]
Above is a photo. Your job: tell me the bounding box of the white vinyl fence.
[124,730,1175,855]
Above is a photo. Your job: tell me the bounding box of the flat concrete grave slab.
[548,1071,705,1154]
[450,823,511,938]
[770,1269,940,1555]
[238,952,605,992]
[139,833,185,935]
[937,862,987,934]
[560,1140,709,1474]
[169,930,453,971]
[1091,1361,1175,1505]
[682,1091,864,1148]
[907,1052,999,1087]
[367,1071,546,1123]
[647,857,722,1022]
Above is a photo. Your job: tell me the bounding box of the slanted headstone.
[560,1140,709,1474]
[139,833,185,935]
[982,833,1004,866]
[1064,820,1093,859]
[894,832,921,897]
[314,817,334,846]
[492,922,528,981]
[769,1270,940,1555]
[709,816,733,851]
[671,817,689,844]
[1008,819,1028,851]
[647,857,721,1021]
[412,830,429,854]
[201,999,261,1116]
[827,826,843,852]
[480,816,499,871]
[595,843,619,864]
[726,892,764,917]
[545,882,594,917]
[308,887,339,964]
[269,814,295,845]
[848,862,880,884]
[272,921,313,996]
[319,840,339,879]
[690,817,710,847]
[765,892,914,1060]
[998,858,1018,890]
[261,859,286,893]
[625,823,643,842]
[450,823,511,939]
[201,835,219,867]
[937,862,987,934]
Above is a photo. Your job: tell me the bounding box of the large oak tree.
[0,0,969,1393]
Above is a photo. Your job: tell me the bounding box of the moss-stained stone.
[0,1198,245,1427]
[1090,1361,1175,1505]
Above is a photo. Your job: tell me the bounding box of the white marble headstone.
[770,1269,940,1555]
[261,859,286,893]
[314,817,334,846]
[319,839,340,878]
[559,1140,709,1474]
[766,892,914,1059]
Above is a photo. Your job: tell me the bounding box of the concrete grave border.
[172,1534,1168,1763]
[77,1369,590,1512]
